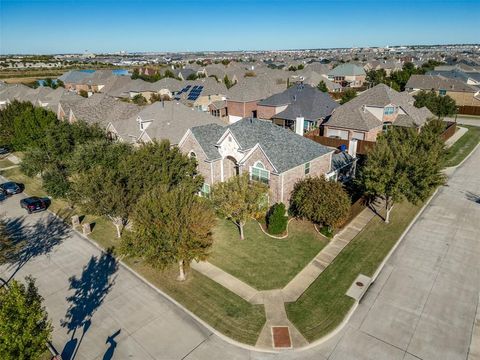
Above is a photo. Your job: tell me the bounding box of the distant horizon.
[2,42,479,57]
[1,0,479,55]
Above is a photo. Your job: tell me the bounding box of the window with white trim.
[304,162,311,175]
[189,151,197,159]
[250,161,270,185]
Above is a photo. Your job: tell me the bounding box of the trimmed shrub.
[266,203,288,235]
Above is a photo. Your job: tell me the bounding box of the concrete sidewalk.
[282,208,375,302]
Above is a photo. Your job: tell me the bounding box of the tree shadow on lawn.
[61,249,118,360]
[0,214,70,281]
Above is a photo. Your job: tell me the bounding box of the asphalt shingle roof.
[326,84,433,131]
[258,84,339,121]
[191,118,333,173]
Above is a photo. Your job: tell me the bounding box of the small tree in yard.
[317,80,328,92]
[340,89,357,104]
[0,277,52,360]
[121,184,216,281]
[79,89,88,98]
[413,90,457,119]
[211,173,269,240]
[266,203,288,235]
[290,176,350,229]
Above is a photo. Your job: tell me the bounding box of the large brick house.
[327,64,366,88]
[178,118,335,205]
[322,84,433,142]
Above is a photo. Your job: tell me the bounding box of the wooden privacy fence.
[457,106,480,116]
[441,121,457,141]
[305,121,455,154]
[304,133,376,155]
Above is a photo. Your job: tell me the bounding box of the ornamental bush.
[266,203,288,235]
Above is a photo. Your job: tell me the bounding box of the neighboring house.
[175,68,197,81]
[289,70,342,92]
[257,84,339,134]
[173,78,228,112]
[108,101,225,145]
[178,117,335,205]
[57,93,140,126]
[209,100,228,119]
[323,84,433,142]
[406,74,480,107]
[327,64,366,88]
[107,77,183,102]
[58,70,121,96]
[225,75,285,123]
[364,60,402,76]
[427,69,480,86]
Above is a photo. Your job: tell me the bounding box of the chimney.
[295,117,304,136]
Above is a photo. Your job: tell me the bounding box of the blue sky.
[1,0,479,54]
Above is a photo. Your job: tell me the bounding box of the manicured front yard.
[286,200,423,341]
[445,125,480,167]
[0,167,266,345]
[209,219,328,290]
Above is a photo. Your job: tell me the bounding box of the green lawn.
[209,219,328,290]
[286,201,423,341]
[0,167,266,345]
[445,125,480,167]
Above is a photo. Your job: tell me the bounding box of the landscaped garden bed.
[208,218,328,290]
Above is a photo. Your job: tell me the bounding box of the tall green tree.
[121,184,216,281]
[413,90,457,118]
[359,124,445,223]
[0,277,52,360]
[211,173,268,240]
[317,80,328,92]
[223,75,232,89]
[72,163,135,238]
[340,89,357,104]
[290,176,350,229]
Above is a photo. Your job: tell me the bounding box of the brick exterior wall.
[179,132,215,185]
[227,100,258,118]
[279,152,332,205]
[180,130,333,206]
[257,105,277,120]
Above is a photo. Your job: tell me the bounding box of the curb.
[73,228,277,354]
[0,173,276,354]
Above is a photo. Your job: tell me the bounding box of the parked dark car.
[20,197,49,213]
[0,146,9,156]
[0,182,22,195]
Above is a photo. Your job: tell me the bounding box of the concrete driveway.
[1,143,479,360]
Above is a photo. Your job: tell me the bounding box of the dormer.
[382,104,398,121]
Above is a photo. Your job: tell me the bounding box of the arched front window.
[189,151,197,159]
[250,161,270,185]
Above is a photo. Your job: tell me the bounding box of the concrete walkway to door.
[191,204,376,349]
